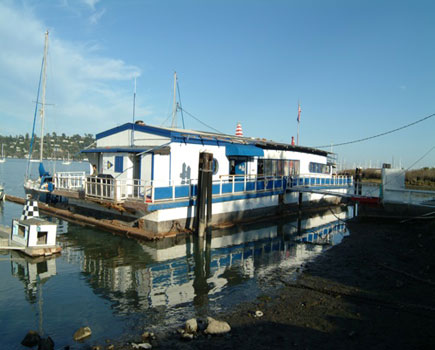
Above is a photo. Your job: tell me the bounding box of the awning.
[225,144,264,157]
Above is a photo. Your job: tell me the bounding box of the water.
[0,159,354,349]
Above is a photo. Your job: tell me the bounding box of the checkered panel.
[20,200,40,220]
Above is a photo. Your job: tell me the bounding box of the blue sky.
[1,0,434,168]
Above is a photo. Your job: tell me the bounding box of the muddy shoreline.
[117,217,435,349]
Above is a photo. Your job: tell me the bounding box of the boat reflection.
[10,253,57,304]
[60,207,352,314]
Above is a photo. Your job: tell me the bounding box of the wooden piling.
[4,194,159,241]
[195,152,213,237]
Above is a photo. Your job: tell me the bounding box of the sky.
[1,0,434,169]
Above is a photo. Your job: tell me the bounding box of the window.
[37,231,48,245]
[257,159,300,176]
[212,158,219,175]
[115,156,124,173]
[309,162,330,174]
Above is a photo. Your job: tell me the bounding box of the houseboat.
[51,121,352,236]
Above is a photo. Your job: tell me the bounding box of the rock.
[141,331,155,341]
[73,326,92,341]
[91,346,101,350]
[21,330,41,347]
[107,345,114,350]
[131,343,152,349]
[204,317,231,335]
[185,318,198,334]
[37,336,54,350]
[180,332,194,341]
[255,310,264,318]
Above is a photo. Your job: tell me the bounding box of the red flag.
[297,104,301,122]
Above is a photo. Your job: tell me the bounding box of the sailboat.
[24,31,61,204]
[0,144,6,163]
[62,151,71,165]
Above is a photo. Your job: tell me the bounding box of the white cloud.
[81,0,100,10]
[0,2,145,136]
[89,8,106,24]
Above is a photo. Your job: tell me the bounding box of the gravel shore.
[148,217,435,349]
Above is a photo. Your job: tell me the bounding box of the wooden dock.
[4,193,161,241]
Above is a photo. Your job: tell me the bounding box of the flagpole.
[296,101,301,145]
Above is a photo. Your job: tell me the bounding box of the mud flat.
[143,217,435,349]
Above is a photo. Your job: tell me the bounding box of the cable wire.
[178,107,224,134]
[314,113,435,148]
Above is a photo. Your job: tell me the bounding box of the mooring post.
[354,167,362,195]
[195,152,213,237]
[298,191,303,215]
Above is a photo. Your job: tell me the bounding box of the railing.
[287,174,353,189]
[82,174,354,203]
[84,174,288,203]
[383,188,435,207]
[54,172,87,191]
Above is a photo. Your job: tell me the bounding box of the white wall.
[169,142,229,184]
[97,130,170,147]
[101,153,133,180]
[141,153,152,183]
[28,224,57,246]
[153,154,170,185]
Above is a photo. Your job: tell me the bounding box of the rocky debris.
[21,330,41,347]
[255,310,264,318]
[180,332,194,341]
[204,317,231,335]
[141,331,155,341]
[37,336,54,350]
[131,342,152,349]
[185,318,198,334]
[73,326,92,341]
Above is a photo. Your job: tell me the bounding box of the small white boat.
[0,144,6,163]
[1,197,61,257]
[62,151,72,165]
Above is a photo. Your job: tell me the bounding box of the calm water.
[0,159,354,349]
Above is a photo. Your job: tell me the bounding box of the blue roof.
[82,147,150,153]
[225,144,264,157]
[93,122,328,156]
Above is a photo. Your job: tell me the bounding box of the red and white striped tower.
[235,122,243,137]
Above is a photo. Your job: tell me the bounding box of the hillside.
[0,132,95,160]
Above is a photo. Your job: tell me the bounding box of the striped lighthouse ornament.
[235,122,243,137]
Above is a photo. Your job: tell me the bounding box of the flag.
[297,103,301,123]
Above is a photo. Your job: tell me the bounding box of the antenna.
[39,30,49,162]
[133,76,136,123]
[131,77,137,147]
[171,71,177,128]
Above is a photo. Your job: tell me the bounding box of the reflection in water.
[11,253,57,304]
[59,207,352,318]
[10,252,58,337]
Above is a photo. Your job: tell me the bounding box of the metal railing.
[287,174,353,189]
[383,188,435,207]
[84,174,288,203]
[82,173,354,203]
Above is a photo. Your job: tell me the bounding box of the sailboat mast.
[171,71,177,128]
[39,30,49,162]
